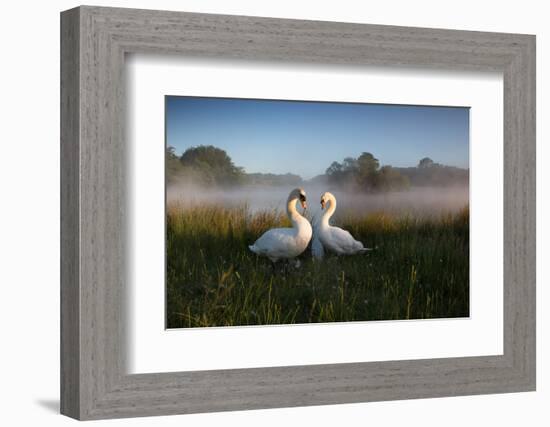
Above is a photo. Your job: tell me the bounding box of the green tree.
[325,152,411,193]
[325,161,345,186]
[166,145,178,160]
[357,152,379,174]
[326,161,343,176]
[342,157,359,173]
[166,146,184,184]
[356,152,380,190]
[418,157,435,168]
[376,165,410,191]
[179,145,244,186]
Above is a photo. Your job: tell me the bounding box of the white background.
[0,0,546,426]
[128,57,503,373]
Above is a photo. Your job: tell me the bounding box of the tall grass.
[166,203,469,328]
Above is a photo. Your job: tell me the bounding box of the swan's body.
[311,214,325,260]
[249,188,312,262]
[313,192,370,258]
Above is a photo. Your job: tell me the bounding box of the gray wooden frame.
[60,5,536,420]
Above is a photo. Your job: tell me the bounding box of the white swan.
[313,192,370,258]
[249,188,313,262]
[311,214,326,260]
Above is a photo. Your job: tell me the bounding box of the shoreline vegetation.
[166,144,470,328]
[167,203,469,328]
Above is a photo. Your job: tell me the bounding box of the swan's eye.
[299,194,306,202]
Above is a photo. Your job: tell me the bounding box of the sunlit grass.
[166,204,469,328]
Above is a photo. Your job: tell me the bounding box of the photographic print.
[166,96,469,329]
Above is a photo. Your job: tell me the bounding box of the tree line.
[324,153,410,191]
[167,145,468,191]
[322,154,468,190]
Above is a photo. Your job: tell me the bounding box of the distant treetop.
[418,157,435,168]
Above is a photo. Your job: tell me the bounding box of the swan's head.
[289,188,307,209]
[320,192,335,210]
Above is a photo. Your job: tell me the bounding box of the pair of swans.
[248,188,369,262]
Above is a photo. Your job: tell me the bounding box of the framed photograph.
[60,6,535,420]
[164,96,470,329]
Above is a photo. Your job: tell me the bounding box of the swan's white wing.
[249,228,306,260]
[325,226,367,255]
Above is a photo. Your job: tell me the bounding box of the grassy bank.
[166,203,469,328]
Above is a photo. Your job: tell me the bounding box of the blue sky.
[166,96,469,179]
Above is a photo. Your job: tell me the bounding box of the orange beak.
[300,200,307,209]
[320,200,326,210]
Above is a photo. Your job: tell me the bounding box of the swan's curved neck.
[321,196,336,226]
[287,198,304,225]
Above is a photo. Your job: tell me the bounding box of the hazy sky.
[166,96,469,179]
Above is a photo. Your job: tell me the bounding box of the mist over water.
[167,183,469,221]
